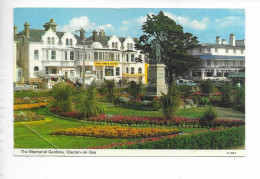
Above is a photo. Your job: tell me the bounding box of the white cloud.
[164,12,209,30]
[214,16,244,29]
[57,16,113,33]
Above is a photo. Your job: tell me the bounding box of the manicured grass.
[14,108,136,149]
[105,104,206,118]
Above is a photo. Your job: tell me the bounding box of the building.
[14,19,148,88]
[189,34,245,81]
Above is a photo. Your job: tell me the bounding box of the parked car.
[177,79,196,86]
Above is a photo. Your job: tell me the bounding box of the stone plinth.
[146,64,167,97]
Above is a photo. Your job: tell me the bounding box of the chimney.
[215,36,221,44]
[92,30,98,42]
[229,33,235,46]
[80,28,85,41]
[24,22,30,37]
[99,29,105,36]
[43,18,57,32]
[14,25,17,37]
[222,39,227,45]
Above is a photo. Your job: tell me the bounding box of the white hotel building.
[189,34,245,81]
[14,19,148,88]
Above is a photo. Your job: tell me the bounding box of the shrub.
[52,82,74,112]
[14,112,45,122]
[104,79,116,101]
[161,84,182,119]
[177,85,193,99]
[115,127,245,149]
[151,97,162,111]
[200,79,214,97]
[220,84,232,105]
[127,81,143,98]
[75,87,105,119]
[200,105,218,126]
[234,86,245,113]
[200,97,210,106]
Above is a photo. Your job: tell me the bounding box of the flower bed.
[89,127,244,149]
[52,126,179,139]
[14,96,54,104]
[14,112,45,122]
[14,102,49,110]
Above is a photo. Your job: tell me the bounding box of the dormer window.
[48,37,50,45]
[112,42,115,48]
[130,43,133,50]
[70,39,73,46]
[66,39,69,46]
[127,43,130,50]
[115,42,118,49]
[51,37,55,45]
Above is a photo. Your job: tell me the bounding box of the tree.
[135,11,201,86]
[200,79,214,97]
[104,79,116,101]
[127,81,143,98]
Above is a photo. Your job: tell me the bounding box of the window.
[34,66,39,76]
[34,50,39,59]
[233,61,236,66]
[126,67,129,73]
[138,67,142,74]
[233,49,236,54]
[51,50,56,60]
[226,48,229,53]
[126,54,129,62]
[66,39,69,46]
[94,52,98,60]
[199,48,202,53]
[139,55,142,61]
[214,60,217,66]
[104,52,108,60]
[51,37,55,45]
[241,49,244,54]
[214,48,218,53]
[130,43,133,50]
[52,69,57,74]
[115,42,118,49]
[99,52,103,61]
[112,42,115,48]
[127,43,130,50]
[131,67,135,74]
[70,51,74,60]
[65,51,68,60]
[206,48,210,52]
[240,61,244,66]
[45,67,49,75]
[105,66,114,76]
[116,67,120,76]
[109,52,114,61]
[70,39,73,46]
[131,54,135,62]
[48,37,50,45]
[207,60,210,66]
[225,61,228,65]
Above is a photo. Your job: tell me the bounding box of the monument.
[146,39,168,97]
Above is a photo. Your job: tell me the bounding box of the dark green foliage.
[116,127,245,149]
[52,82,74,112]
[220,84,232,104]
[151,97,162,111]
[135,11,200,86]
[200,105,217,126]
[234,86,245,113]
[161,84,182,119]
[200,97,210,105]
[104,79,116,101]
[76,87,105,119]
[200,79,214,96]
[127,81,143,98]
[177,85,193,99]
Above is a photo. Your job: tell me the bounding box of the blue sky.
[14,8,245,44]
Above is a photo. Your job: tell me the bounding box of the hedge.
[115,127,245,149]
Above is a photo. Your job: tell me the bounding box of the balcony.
[42,60,75,67]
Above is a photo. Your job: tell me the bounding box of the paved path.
[215,107,245,120]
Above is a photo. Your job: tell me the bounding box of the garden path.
[215,107,245,120]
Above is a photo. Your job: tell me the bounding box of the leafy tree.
[220,84,232,104]
[177,85,193,99]
[161,84,182,119]
[200,105,218,126]
[200,79,214,97]
[127,81,143,98]
[135,11,201,86]
[52,82,74,112]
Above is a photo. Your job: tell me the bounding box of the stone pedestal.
[146,64,167,97]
